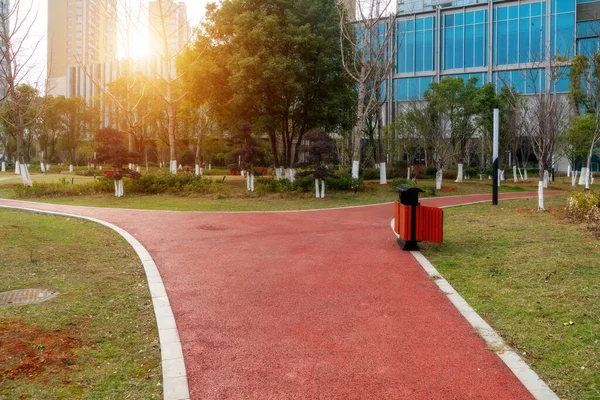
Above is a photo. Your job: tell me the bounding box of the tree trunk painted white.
[40,162,45,173]
[320,179,325,198]
[524,169,528,180]
[455,163,464,183]
[579,167,588,185]
[246,174,250,191]
[69,164,73,173]
[20,164,32,186]
[567,164,571,177]
[15,160,20,175]
[518,167,524,181]
[435,169,443,190]
[572,170,578,187]
[99,165,102,171]
[195,164,200,176]
[315,179,320,198]
[209,163,211,170]
[375,163,379,169]
[351,160,359,179]
[407,166,411,180]
[114,179,124,197]
[586,172,591,189]
[538,181,545,211]
[500,170,505,181]
[276,167,283,180]
[543,170,549,189]
[170,160,177,174]
[200,167,203,176]
[128,163,132,170]
[250,174,255,192]
[479,174,483,180]
[178,164,183,171]
[46,163,50,171]
[1,161,5,172]
[513,166,518,182]
[136,165,140,173]
[591,173,595,185]
[497,170,501,187]
[379,162,387,185]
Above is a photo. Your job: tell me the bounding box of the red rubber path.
[0,193,559,399]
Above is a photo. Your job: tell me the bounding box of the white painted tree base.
[455,163,463,183]
[15,161,20,175]
[538,181,544,211]
[114,180,124,197]
[170,160,177,175]
[513,166,518,182]
[1,162,5,172]
[435,169,443,190]
[20,164,32,186]
[69,165,73,173]
[379,162,387,185]
[351,160,359,179]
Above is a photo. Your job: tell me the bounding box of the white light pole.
[493,105,499,205]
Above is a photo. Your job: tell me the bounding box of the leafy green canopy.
[179,0,354,168]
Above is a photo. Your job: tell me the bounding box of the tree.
[95,127,133,197]
[184,0,353,181]
[0,0,44,185]
[497,86,529,182]
[338,0,395,179]
[385,108,421,180]
[38,95,65,168]
[228,123,264,192]
[60,97,91,171]
[298,128,337,198]
[405,98,452,190]
[561,114,596,186]
[568,51,600,188]
[426,77,484,183]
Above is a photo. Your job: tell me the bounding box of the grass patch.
[0,210,161,399]
[421,195,600,399]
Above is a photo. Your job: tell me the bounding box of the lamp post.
[493,104,499,206]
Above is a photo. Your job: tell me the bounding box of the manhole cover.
[0,289,59,306]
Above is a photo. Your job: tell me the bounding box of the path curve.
[0,192,561,399]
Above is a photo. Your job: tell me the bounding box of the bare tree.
[521,67,570,210]
[0,0,44,185]
[140,0,193,175]
[337,0,396,179]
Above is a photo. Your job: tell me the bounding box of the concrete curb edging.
[389,218,558,400]
[0,205,190,400]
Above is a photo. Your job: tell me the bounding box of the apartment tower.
[47,0,117,96]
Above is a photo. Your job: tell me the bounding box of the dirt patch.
[0,320,80,380]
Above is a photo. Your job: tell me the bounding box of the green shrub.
[326,172,363,191]
[361,168,379,180]
[125,173,214,194]
[391,178,416,188]
[292,175,314,192]
[422,185,437,196]
[13,178,113,198]
[425,167,437,176]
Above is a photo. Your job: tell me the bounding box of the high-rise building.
[47,0,118,96]
[367,0,600,125]
[148,0,190,61]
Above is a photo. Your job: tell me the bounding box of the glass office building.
[380,0,600,121]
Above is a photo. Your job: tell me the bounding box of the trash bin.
[396,184,424,207]
[394,185,443,251]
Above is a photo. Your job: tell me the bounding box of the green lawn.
[421,195,600,399]
[0,210,161,399]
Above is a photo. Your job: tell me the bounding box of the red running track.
[0,193,559,399]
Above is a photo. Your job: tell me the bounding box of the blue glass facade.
[381,0,598,111]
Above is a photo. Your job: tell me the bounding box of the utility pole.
[493,104,499,206]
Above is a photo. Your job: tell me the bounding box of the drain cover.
[0,289,59,306]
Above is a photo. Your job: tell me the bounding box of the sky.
[22,0,212,85]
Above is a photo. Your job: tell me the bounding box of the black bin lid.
[395,184,424,193]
